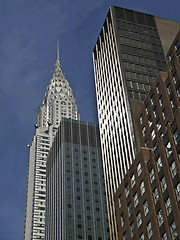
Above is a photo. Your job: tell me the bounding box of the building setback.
[23,43,79,240]
[45,118,110,240]
[114,31,180,239]
[93,6,180,239]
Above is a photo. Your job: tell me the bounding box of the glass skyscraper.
[45,118,110,240]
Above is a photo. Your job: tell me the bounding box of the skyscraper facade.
[23,44,79,240]
[93,6,180,239]
[114,30,180,239]
[45,118,110,240]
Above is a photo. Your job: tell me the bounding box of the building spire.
[57,38,59,60]
[55,38,61,72]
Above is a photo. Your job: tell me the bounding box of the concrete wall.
[155,16,180,55]
[129,98,144,154]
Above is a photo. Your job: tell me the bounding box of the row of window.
[139,71,180,133]
[66,149,96,154]
[117,20,160,37]
[65,235,105,240]
[121,44,164,64]
[122,220,152,239]
[141,107,167,143]
[117,28,161,45]
[121,197,178,239]
[125,70,155,83]
[122,52,164,65]
[119,36,163,53]
[141,123,179,152]
[128,90,147,100]
[118,153,179,237]
[127,80,151,91]
[124,59,158,71]
[120,163,142,201]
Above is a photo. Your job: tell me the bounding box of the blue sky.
[0,0,179,239]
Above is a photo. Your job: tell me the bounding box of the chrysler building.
[23,41,79,240]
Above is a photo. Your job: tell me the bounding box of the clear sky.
[0,0,179,239]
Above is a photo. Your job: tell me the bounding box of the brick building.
[114,31,180,240]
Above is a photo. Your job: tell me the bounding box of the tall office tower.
[23,43,79,240]
[114,30,180,239]
[93,6,180,239]
[45,118,110,240]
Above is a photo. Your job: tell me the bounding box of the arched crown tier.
[37,40,79,128]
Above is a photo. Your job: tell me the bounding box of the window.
[118,194,122,208]
[145,84,150,91]
[146,104,150,114]
[147,221,153,238]
[170,161,177,178]
[143,200,149,216]
[133,192,138,207]
[167,83,172,95]
[157,209,164,226]
[77,224,82,228]
[139,233,145,240]
[159,95,163,106]
[170,221,178,239]
[151,94,155,105]
[170,96,176,108]
[175,183,180,201]
[145,139,148,147]
[141,93,146,100]
[165,197,172,216]
[131,174,135,188]
[137,162,142,176]
[173,72,179,85]
[153,188,159,204]
[169,51,174,61]
[122,53,127,60]
[128,202,132,217]
[142,126,146,137]
[175,40,180,50]
[148,116,153,127]
[149,168,155,183]
[140,181,145,196]
[160,177,167,193]
[121,213,125,227]
[128,54,133,61]
[161,232,168,240]
[151,129,156,140]
[173,129,180,145]
[156,119,161,131]
[177,85,180,97]
[125,71,131,78]
[156,83,160,93]
[130,222,135,237]
[136,212,142,227]
[162,108,166,119]
[156,156,163,172]
[165,142,172,157]
[123,232,127,240]
[127,81,132,88]
[140,114,143,124]
[153,107,158,118]
[125,184,129,198]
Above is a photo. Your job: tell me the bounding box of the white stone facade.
[23,45,79,240]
